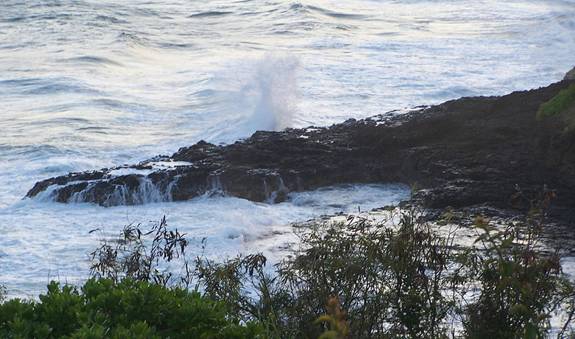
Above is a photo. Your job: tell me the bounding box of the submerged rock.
[27,76,575,223]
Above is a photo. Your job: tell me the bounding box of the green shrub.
[193,207,574,338]
[538,84,575,119]
[537,84,575,132]
[0,279,262,338]
[89,216,190,287]
[463,218,564,338]
[8,204,569,338]
[195,208,466,338]
[459,193,574,338]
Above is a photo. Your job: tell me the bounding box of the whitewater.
[1,0,574,297]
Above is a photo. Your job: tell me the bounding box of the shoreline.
[26,70,575,231]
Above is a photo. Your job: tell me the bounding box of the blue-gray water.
[1,0,574,297]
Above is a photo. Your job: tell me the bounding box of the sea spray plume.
[205,54,300,142]
[247,54,299,132]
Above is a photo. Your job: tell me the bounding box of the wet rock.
[26,78,575,224]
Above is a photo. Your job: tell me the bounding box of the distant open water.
[1,0,574,297]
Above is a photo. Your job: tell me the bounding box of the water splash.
[246,54,299,132]
[206,54,300,143]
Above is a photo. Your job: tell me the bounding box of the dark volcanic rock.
[26,79,575,222]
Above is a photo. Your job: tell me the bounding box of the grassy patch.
[537,84,575,123]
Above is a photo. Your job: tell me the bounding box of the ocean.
[1,0,574,297]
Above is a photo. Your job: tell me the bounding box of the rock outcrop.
[27,78,575,222]
[565,67,575,81]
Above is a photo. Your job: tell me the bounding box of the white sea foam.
[0,183,409,298]
[108,168,154,177]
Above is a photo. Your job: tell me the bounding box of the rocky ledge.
[27,76,575,223]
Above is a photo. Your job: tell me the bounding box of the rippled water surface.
[1,0,575,296]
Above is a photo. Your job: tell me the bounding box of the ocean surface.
[1,0,574,297]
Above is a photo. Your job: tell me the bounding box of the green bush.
[89,216,190,287]
[4,202,572,338]
[194,207,575,338]
[463,216,567,338]
[194,208,468,338]
[537,84,575,132]
[0,279,262,338]
[537,84,575,119]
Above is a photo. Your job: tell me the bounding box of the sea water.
[1,0,574,297]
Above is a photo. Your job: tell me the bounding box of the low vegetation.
[0,198,574,338]
[537,84,575,132]
[192,205,575,338]
[0,279,262,338]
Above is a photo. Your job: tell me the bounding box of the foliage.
[90,216,191,288]
[276,209,460,338]
[192,207,574,338]
[2,202,573,338]
[462,193,575,339]
[315,296,349,339]
[537,84,575,131]
[0,279,262,338]
[464,219,562,338]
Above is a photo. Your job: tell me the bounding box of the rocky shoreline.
[27,72,575,226]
